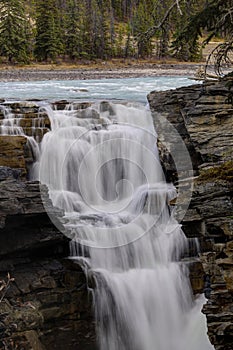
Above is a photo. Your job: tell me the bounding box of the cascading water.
[0,105,23,136]
[36,101,213,350]
[0,104,40,169]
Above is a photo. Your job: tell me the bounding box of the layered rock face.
[148,78,233,350]
[0,100,96,349]
[0,101,50,142]
[0,169,96,350]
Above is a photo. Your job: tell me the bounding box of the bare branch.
[204,40,233,78]
[137,0,183,52]
[0,273,15,303]
[215,6,233,34]
[138,1,178,43]
[176,0,183,15]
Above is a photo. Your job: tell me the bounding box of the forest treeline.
[0,0,231,64]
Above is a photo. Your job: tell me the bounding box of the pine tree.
[34,0,63,61]
[0,0,31,63]
[156,0,173,58]
[171,0,232,61]
[1,0,229,64]
[132,0,154,57]
[79,0,111,59]
[64,0,83,60]
[93,0,111,59]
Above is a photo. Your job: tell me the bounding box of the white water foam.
[0,76,197,101]
[37,101,214,350]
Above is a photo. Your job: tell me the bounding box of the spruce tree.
[34,0,63,61]
[0,0,31,63]
[65,0,83,60]
[80,0,111,59]
[92,0,111,59]
[1,0,228,64]
[64,0,100,60]
[132,0,163,58]
[156,0,173,58]
[171,0,233,61]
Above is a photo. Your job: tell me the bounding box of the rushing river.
[0,76,213,350]
[0,76,196,102]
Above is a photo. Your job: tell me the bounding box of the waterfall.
[0,104,40,172]
[36,101,213,350]
[0,104,23,136]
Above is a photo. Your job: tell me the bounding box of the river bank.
[0,62,203,81]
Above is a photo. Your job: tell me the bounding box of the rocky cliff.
[0,169,96,350]
[0,100,96,349]
[148,77,233,350]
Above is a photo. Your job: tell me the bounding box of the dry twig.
[0,273,15,303]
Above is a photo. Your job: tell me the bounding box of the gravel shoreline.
[0,63,202,81]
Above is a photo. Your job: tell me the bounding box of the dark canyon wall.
[0,102,96,350]
[148,77,233,350]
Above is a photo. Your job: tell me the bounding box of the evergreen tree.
[92,0,111,59]
[0,0,31,63]
[78,0,95,58]
[134,0,177,58]
[79,0,111,59]
[171,0,233,61]
[64,0,83,60]
[124,21,135,57]
[132,0,154,57]
[0,0,230,64]
[108,0,116,56]
[35,0,63,61]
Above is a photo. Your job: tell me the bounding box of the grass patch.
[0,57,203,71]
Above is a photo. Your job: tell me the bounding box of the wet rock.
[0,129,96,349]
[75,108,100,119]
[100,101,115,116]
[0,135,27,175]
[0,217,95,348]
[52,100,69,110]
[3,101,40,114]
[148,78,233,350]
[0,166,22,181]
[148,80,233,181]
[0,259,96,350]
[0,178,68,258]
[72,102,92,110]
